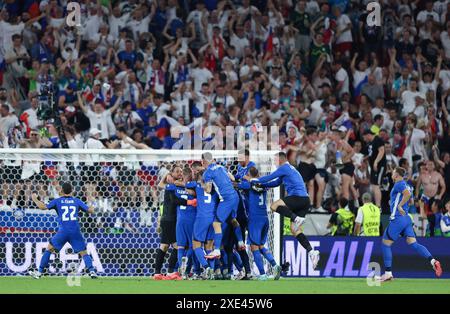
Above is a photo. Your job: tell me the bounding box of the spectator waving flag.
[264,27,274,57]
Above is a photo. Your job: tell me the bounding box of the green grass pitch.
[1,277,449,294]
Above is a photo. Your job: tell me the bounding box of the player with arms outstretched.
[380,167,442,281]
[252,152,320,269]
[28,182,97,279]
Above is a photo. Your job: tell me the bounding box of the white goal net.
[0,149,279,277]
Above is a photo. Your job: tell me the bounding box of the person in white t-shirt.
[333,60,349,98]
[190,58,213,92]
[84,128,106,149]
[229,22,250,59]
[333,6,352,57]
[401,79,426,117]
[78,91,121,139]
[416,0,440,27]
[350,52,372,94]
[83,4,103,41]
[170,82,193,123]
[441,22,450,60]
[108,5,130,38]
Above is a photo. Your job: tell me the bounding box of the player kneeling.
[237,167,282,280]
[28,182,98,279]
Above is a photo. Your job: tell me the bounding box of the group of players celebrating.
[25,151,443,281]
[153,150,320,281]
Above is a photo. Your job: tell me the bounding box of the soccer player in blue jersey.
[170,167,198,279]
[201,152,245,260]
[238,167,282,281]
[232,149,255,279]
[380,167,442,281]
[189,169,218,280]
[252,151,320,269]
[28,182,97,279]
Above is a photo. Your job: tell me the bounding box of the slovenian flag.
[264,27,273,55]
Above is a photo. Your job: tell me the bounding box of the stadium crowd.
[0,0,450,236]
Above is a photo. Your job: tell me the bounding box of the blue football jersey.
[47,197,89,232]
[170,184,197,221]
[256,162,308,197]
[191,183,218,219]
[235,161,256,181]
[203,163,236,200]
[390,180,412,220]
[237,181,268,219]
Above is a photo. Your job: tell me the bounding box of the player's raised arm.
[260,178,282,188]
[31,193,48,210]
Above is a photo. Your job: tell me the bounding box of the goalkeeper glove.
[187,199,197,207]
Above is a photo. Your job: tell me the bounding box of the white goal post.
[0,148,280,276]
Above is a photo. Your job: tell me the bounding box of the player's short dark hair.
[197,169,205,180]
[62,182,73,195]
[249,167,259,178]
[202,152,213,162]
[277,152,287,160]
[183,167,193,179]
[171,164,181,173]
[395,167,407,178]
[191,161,202,169]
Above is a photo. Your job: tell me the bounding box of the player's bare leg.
[290,223,320,270]
[406,237,442,277]
[270,199,304,229]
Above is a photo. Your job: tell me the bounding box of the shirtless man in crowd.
[416,160,446,236]
[329,126,358,205]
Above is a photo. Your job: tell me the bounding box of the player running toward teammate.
[380,167,442,281]
[238,167,282,280]
[252,152,320,269]
[29,182,97,279]
[201,152,245,260]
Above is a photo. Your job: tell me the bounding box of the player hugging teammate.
[153,150,320,280]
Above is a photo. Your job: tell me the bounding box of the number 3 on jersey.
[61,206,77,221]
